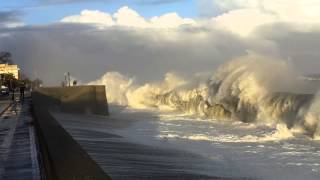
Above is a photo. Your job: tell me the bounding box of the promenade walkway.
[0,99,40,180]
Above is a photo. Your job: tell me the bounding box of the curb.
[0,102,13,116]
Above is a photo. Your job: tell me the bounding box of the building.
[0,64,20,79]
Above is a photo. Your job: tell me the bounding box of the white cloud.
[150,13,195,28]
[61,6,196,29]
[200,0,320,36]
[61,10,114,26]
[211,9,276,36]
[62,3,320,37]
[113,6,149,28]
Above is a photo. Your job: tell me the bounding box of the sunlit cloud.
[61,6,195,29]
[1,4,320,85]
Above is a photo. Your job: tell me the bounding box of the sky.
[0,0,199,24]
[1,0,320,85]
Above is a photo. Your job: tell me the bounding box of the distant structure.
[0,52,20,79]
[300,74,320,81]
[64,72,71,87]
[0,63,20,79]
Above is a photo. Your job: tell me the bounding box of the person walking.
[20,83,25,101]
[10,80,15,101]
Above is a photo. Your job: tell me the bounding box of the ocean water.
[86,56,320,179]
[108,107,320,180]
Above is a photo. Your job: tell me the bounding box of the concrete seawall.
[32,86,111,180]
[33,86,109,115]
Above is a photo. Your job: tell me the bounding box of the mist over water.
[90,54,320,139]
[86,53,320,180]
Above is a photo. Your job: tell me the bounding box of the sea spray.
[89,54,320,138]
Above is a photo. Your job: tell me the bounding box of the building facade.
[0,64,20,79]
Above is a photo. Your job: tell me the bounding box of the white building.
[0,64,20,79]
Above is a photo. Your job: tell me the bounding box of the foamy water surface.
[109,106,320,180]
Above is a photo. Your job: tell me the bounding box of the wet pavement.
[0,99,40,180]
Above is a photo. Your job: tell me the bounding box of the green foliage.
[0,52,12,64]
[0,73,18,90]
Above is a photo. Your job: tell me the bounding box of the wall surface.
[33,86,109,115]
[31,85,111,180]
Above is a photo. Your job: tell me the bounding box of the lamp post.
[64,73,67,87]
[64,72,71,87]
[68,72,71,87]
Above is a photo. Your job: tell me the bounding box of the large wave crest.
[89,54,320,138]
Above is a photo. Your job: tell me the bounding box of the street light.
[64,72,67,87]
[64,72,71,87]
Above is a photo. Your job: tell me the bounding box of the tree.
[0,52,13,64]
[0,73,17,88]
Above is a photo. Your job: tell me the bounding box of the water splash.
[89,54,320,138]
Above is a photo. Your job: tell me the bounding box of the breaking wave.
[89,54,320,138]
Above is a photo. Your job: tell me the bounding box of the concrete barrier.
[31,86,111,180]
[33,86,109,115]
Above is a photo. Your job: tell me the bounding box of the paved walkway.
[0,100,10,114]
[0,99,40,180]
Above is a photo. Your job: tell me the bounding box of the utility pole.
[64,72,72,87]
[68,72,71,87]
[64,72,71,87]
[64,73,67,87]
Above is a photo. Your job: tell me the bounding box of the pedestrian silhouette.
[10,80,15,101]
[20,83,25,101]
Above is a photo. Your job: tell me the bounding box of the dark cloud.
[0,11,22,28]
[254,23,320,74]
[0,23,248,85]
[1,19,320,86]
